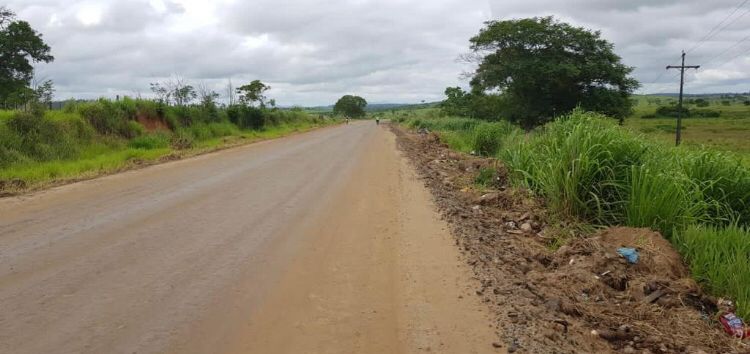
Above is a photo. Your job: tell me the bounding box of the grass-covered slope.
[0,98,336,193]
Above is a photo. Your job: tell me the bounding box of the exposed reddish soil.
[391,125,749,354]
[136,113,170,131]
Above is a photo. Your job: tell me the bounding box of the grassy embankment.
[0,98,337,193]
[390,108,750,320]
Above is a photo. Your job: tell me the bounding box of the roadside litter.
[719,312,750,339]
[617,247,639,264]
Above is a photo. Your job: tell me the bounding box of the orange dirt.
[136,113,170,131]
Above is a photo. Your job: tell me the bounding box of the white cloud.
[75,4,102,27]
[6,0,750,105]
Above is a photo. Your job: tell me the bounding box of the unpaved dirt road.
[0,122,499,354]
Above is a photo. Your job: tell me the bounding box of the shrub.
[121,120,144,139]
[655,105,690,117]
[691,109,721,118]
[472,122,516,156]
[1,110,83,165]
[135,99,160,119]
[78,99,131,137]
[227,105,265,129]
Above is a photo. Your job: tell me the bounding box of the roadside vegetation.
[0,98,335,193]
[393,108,750,320]
[390,15,750,322]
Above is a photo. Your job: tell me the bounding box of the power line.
[649,71,683,94]
[701,34,750,66]
[711,43,750,67]
[648,1,749,93]
[645,54,684,84]
[686,0,750,54]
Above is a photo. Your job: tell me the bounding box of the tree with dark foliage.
[468,16,638,128]
[0,7,54,107]
[333,95,367,118]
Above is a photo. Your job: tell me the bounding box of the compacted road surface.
[0,122,499,354]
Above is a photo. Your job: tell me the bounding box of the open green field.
[626,95,750,157]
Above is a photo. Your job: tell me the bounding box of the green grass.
[0,146,170,185]
[0,110,17,121]
[627,95,750,159]
[675,224,750,320]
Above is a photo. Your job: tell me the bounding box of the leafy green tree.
[440,87,506,121]
[468,16,638,128]
[237,80,270,107]
[173,85,196,107]
[440,87,472,116]
[0,7,54,106]
[150,82,171,104]
[34,79,54,108]
[333,95,367,118]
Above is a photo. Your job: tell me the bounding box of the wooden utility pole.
[666,51,700,146]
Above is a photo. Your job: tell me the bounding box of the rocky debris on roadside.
[390,124,749,354]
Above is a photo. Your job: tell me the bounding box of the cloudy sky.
[6,0,750,105]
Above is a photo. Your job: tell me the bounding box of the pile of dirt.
[391,125,749,354]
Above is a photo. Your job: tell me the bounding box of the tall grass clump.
[503,110,650,225]
[675,224,750,319]
[676,150,750,225]
[472,121,518,156]
[502,109,750,235]
[623,166,705,237]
